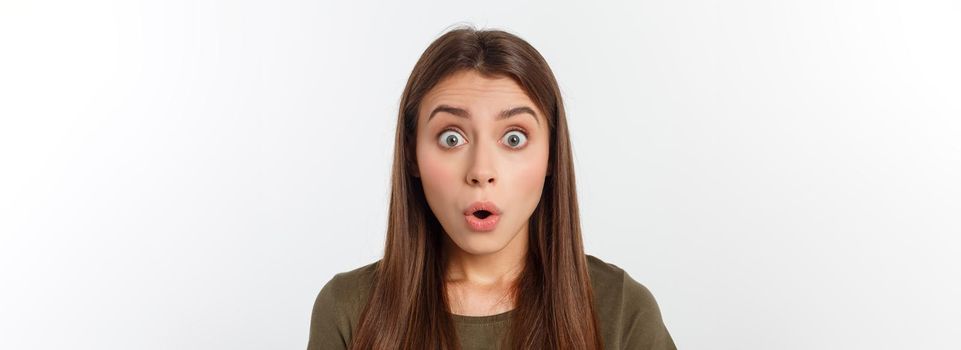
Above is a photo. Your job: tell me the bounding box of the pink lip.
[462,201,502,216]
[463,201,501,232]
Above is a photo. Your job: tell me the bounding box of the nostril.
[468,176,495,184]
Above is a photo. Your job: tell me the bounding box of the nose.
[466,145,496,186]
[468,171,496,186]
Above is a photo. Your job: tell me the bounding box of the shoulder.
[586,254,677,349]
[586,254,659,312]
[317,261,379,307]
[307,261,379,350]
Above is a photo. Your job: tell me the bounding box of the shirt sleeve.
[621,274,677,350]
[306,274,352,350]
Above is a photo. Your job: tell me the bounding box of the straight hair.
[349,26,602,350]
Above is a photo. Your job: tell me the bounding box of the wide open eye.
[438,129,466,149]
[501,130,528,149]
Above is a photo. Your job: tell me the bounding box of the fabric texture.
[307,255,677,349]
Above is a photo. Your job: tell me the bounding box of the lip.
[463,201,501,232]
[462,201,502,216]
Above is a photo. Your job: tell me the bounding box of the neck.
[443,225,528,286]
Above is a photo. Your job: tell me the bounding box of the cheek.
[416,146,460,201]
[509,143,550,201]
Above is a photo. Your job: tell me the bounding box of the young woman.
[308,27,676,350]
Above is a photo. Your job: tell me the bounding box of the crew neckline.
[449,308,516,324]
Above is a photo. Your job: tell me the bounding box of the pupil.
[446,135,457,146]
[509,135,519,146]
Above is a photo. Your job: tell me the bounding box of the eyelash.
[438,126,529,150]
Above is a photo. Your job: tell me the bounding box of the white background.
[2,0,959,349]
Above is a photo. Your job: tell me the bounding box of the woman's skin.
[413,70,551,316]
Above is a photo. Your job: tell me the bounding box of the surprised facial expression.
[414,70,550,256]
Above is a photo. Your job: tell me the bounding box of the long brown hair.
[350,26,602,350]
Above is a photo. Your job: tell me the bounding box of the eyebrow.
[427,104,540,126]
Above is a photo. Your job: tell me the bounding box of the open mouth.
[463,201,501,232]
[472,210,493,219]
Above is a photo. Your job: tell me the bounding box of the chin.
[447,229,513,256]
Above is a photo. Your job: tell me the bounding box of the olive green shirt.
[308,255,676,349]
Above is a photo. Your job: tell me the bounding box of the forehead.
[420,70,537,114]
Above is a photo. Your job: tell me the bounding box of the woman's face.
[415,70,550,256]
